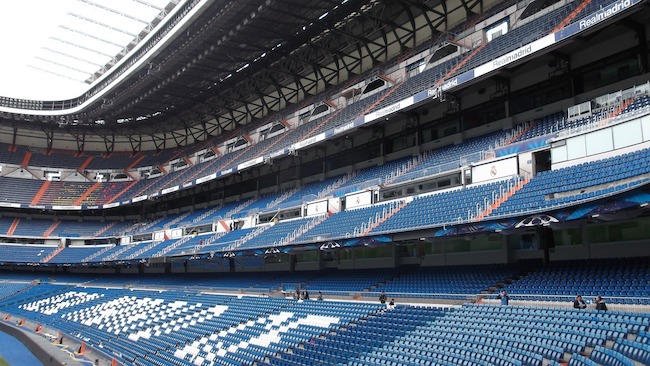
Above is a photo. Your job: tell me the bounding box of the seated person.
[595,295,607,311]
[573,295,587,309]
[497,290,509,305]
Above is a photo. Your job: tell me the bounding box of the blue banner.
[555,0,639,42]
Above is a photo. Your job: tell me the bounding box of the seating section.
[388,132,502,186]
[0,217,14,235]
[0,282,32,300]
[48,246,107,264]
[0,143,27,166]
[502,258,650,304]
[36,181,94,206]
[297,201,403,244]
[590,345,636,366]
[0,245,58,263]
[272,176,345,211]
[373,179,515,234]
[50,220,120,238]
[301,269,399,296]
[0,0,648,275]
[87,144,648,256]
[98,221,135,237]
[27,149,87,169]
[0,0,628,208]
[233,218,317,250]
[0,280,647,366]
[0,285,385,366]
[491,149,650,217]
[612,339,650,365]
[568,353,600,366]
[0,177,42,205]
[374,264,521,300]
[11,219,55,237]
[0,218,134,238]
[81,181,133,206]
[270,305,446,366]
[85,151,137,170]
[1,258,647,309]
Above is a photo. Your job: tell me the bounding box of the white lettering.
[492,45,532,69]
[579,0,632,30]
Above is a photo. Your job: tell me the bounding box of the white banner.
[474,34,555,78]
[345,191,372,209]
[306,200,328,216]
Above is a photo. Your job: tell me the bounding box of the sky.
[0,0,86,100]
[0,0,168,101]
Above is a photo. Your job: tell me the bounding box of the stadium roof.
[0,0,178,100]
[0,0,489,151]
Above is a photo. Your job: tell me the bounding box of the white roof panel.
[0,0,179,100]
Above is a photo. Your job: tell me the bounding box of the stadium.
[0,0,649,364]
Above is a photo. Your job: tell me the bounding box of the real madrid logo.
[490,165,497,177]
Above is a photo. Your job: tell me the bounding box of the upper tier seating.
[0,217,14,235]
[0,0,642,211]
[372,179,516,234]
[11,219,56,237]
[27,149,87,170]
[491,148,650,217]
[0,177,42,205]
[0,143,27,166]
[0,244,58,263]
[233,217,321,250]
[50,220,122,238]
[2,137,649,253]
[388,132,503,185]
[297,201,405,243]
[47,246,106,264]
[272,176,345,211]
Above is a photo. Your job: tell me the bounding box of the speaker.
[536,226,555,249]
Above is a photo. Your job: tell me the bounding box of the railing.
[81,245,114,263]
[226,225,271,251]
[267,187,300,209]
[391,160,461,184]
[320,175,350,198]
[154,236,192,257]
[103,244,135,262]
[480,293,650,311]
[333,178,382,197]
[557,104,650,139]
[225,198,255,219]
[593,81,650,108]
[492,124,526,150]
[163,211,191,229]
[126,240,163,259]
[275,215,328,247]
[192,205,222,224]
[131,216,166,235]
[350,290,650,307]
[192,232,226,253]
